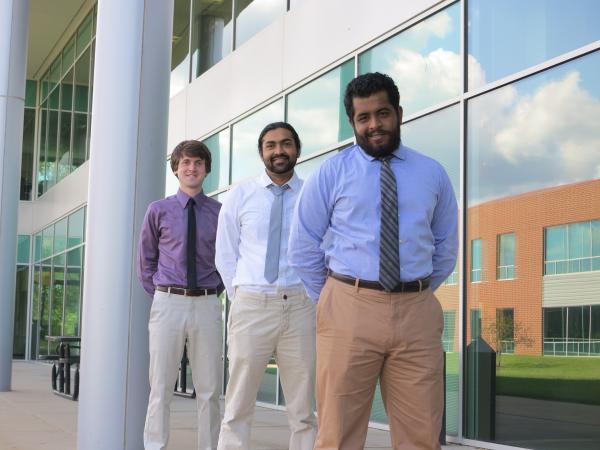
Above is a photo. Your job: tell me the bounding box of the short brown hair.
[170,140,212,175]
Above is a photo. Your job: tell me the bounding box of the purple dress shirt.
[137,189,222,297]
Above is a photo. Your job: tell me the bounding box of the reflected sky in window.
[403,105,459,197]
[468,50,600,205]
[203,128,231,194]
[294,150,337,181]
[469,0,600,90]
[231,99,284,183]
[287,60,354,157]
[359,3,460,116]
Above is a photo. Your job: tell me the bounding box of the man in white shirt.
[215,122,317,450]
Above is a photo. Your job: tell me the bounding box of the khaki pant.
[217,288,317,450]
[144,290,223,450]
[315,278,444,450]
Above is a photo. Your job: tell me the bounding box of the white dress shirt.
[216,170,304,298]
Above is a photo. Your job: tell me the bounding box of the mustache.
[367,129,390,137]
[270,154,290,161]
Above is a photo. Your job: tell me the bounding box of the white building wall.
[543,272,600,307]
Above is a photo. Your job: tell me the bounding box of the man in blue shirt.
[289,72,458,450]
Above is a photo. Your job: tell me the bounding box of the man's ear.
[397,106,403,124]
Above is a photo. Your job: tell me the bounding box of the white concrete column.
[0,0,29,392]
[76,1,173,448]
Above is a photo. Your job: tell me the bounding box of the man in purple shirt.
[137,140,223,450]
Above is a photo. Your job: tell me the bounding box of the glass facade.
[29,208,86,359]
[359,3,460,116]
[12,1,600,448]
[37,8,96,197]
[466,1,600,446]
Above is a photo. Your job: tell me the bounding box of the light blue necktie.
[264,184,290,283]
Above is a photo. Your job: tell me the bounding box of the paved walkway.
[0,361,475,450]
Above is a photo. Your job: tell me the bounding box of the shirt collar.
[357,142,407,162]
[176,188,206,208]
[258,170,302,191]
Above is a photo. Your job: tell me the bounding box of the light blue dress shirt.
[288,143,458,301]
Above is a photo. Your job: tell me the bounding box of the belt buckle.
[418,279,423,292]
[167,286,173,294]
[203,289,208,296]
[183,288,189,296]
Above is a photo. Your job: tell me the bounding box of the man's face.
[351,90,402,158]
[175,155,207,190]
[261,128,299,176]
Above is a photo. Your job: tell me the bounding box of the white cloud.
[469,69,600,204]
[494,71,600,179]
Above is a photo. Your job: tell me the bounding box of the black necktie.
[186,197,197,289]
[379,156,400,291]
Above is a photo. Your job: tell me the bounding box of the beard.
[355,127,401,158]
[264,154,297,174]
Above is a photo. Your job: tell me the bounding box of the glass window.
[13,266,29,359]
[73,47,91,170]
[171,0,191,97]
[231,99,284,183]
[294,151,337,181]
[77,12,93,55]
[42,225,54,260]
[545,220,600,275]
[234,0,285,49]
[54,217,68,254]
[17,235,30,264]
[203,128,231,193]
[34,232,42,262]
[468,0,600,90]
[471,239,482,282]
[68,208,85,248]
[443,310,457,352]
[20,108,35,200]
[403,105,460,196]
[58,111,72,182]
[467,51,600,204]
[47,108,59,189]
[30,265,41,359]
[39,261,52,356]
[38,102,48,196]
[359,3,460,116]
[64,248,82,336]
[191,0,233,79]
[497,233,515,280]
[495,308,515,353]
[286,60,354,157]
[62,37,76,74]
[466,49,600,448]
[50,254,66,337]
[25,79,37,108]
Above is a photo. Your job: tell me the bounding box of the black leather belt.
[328,271,429,293]
[156,286,220,297]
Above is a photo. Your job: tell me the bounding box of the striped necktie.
[379,156,400,291]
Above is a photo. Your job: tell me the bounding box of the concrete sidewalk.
[0,361,474,450]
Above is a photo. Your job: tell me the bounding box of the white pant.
[217,288,317,450]
[144,290,223,450]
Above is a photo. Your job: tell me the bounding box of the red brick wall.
[464,179,600,355]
